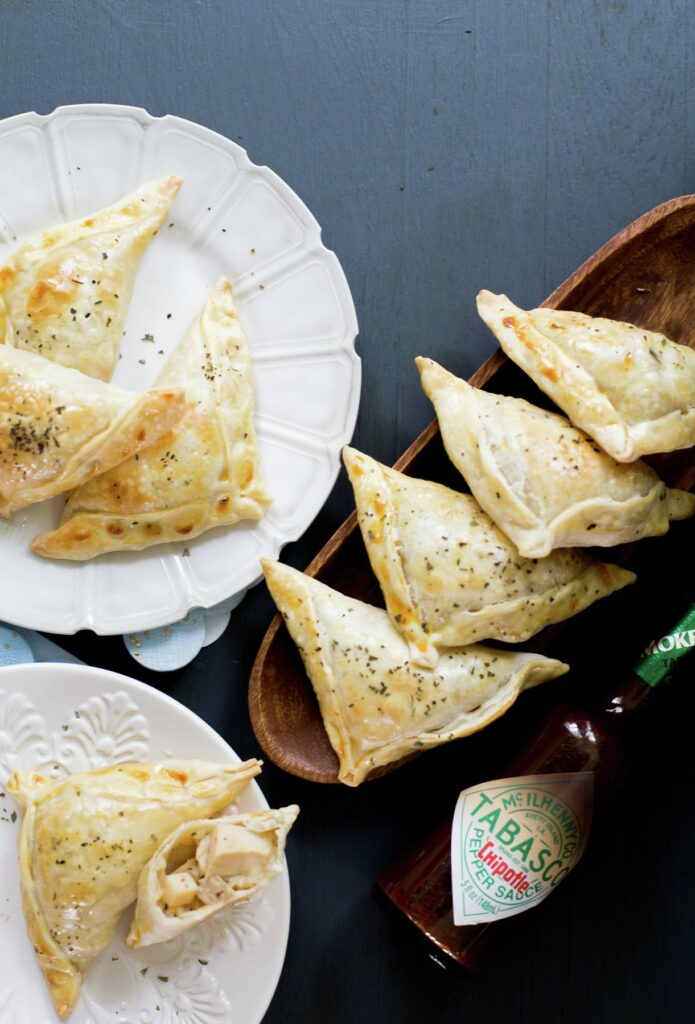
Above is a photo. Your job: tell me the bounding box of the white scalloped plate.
[0,104,360,634]
[0,662,291,1024]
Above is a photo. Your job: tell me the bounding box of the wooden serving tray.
[249,194,695,784]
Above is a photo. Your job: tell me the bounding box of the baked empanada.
[32,278,271,559]
[417,357,695,558]
[0,176,182,381]
[477,291,695,462]
[127,805,298,948]
[262,559,568,786]
[8,758,261,1020]
[0,346,184,517]
[343,446,635,668]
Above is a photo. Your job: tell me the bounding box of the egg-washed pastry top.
[7,758,261,1021]
[477,291,695,462]
[0,345,185,517]
[0,176,182,381]
[128,805,298,948]
[343,446,635,669]
[262,558,568,786]
[417,357,695,559]
[32,278,271,558]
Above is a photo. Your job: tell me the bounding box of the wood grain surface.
[1,2,694,1023]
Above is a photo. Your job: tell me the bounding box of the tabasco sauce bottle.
[376,599,695,970]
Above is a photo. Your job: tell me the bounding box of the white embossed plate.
[0,103,360,634]
[0,662,291,1024]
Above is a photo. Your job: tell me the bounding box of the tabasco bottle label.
[451,772,593,925]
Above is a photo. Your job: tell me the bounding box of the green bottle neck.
[602,601,695,721]
[633,602,695,688]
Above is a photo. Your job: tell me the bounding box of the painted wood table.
[0,1,693,1021]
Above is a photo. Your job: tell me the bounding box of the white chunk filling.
[161,823,274,914]
[196,823,273,877]
[162,871,199,908]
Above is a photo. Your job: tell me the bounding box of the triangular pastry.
[0,345,184,517]
[128,805,299,948]
[32,278,271,559]
[343,446,635,668]
[8,758,261,1020]
[417,357,695,558]
[262,559,568,786]
[0,176,182,381]
[477,291,695,462]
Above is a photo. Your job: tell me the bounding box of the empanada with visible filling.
[32,278,271,558]
[7,758,261,1020]
[417,357,695,558]
[477,291,695,462]
[262,558,568,786]
[0,345,184,517]
[0,176,182,381]
[127,805,299,948]
[343,446,636,669]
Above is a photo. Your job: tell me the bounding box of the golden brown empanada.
[32,278,271,558]
[477,291,695,462]
[262,558,568,786]
[8,758,261,1020]
[0,176,182,381]
[417,357,695,558]
[0,345,184,517]
[343,446,635,668]
[127,805,298,948]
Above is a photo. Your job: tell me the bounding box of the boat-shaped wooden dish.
[249,195,695,784]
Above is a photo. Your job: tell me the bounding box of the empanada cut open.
[127,805,298,948]
[8,758,261,1020]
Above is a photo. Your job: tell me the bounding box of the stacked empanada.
[0,179,271,555]
[32,278,271,558]
[343,446,635,666]
[476,291,695,462]
[417,357,694,558]
[0,176,182,382]
[0,346,185,516]
[262,558,568,786]
[263,291,694,786]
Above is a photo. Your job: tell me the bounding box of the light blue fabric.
[0,624,83,666]
[0,625,35,667]
[121,591,246,672]
[123,608,207,672]
[0,594,244,673]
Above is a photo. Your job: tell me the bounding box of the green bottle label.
[634,603,695,688]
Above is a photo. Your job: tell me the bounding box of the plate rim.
[0,658,291,1024]
[0,102,361,635]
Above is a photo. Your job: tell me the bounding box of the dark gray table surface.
[1,2,693,1022]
